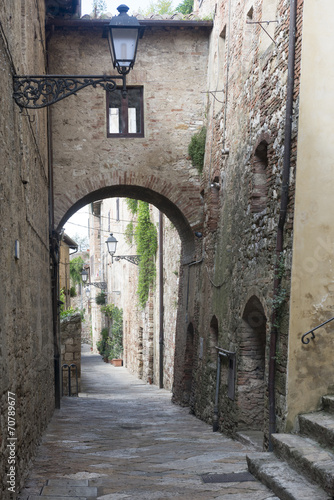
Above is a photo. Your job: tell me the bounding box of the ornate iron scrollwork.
[86,282,108,291]
[13,74,125,109]
[114,255,140,265]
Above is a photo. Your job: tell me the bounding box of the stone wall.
[47,18,210,263]
[0,1,54,497]
[172,0,303,445]
[61,314,82,396]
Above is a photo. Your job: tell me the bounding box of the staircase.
[247,395,334,500]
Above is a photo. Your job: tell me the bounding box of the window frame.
[106,86,144,138]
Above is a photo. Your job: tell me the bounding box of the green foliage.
[98,305,123,359]
[70,286,77,297]
[96,327,109,358]
[92,0,106,17]
[125,200,158,308]
[275,252,286,280]
[138,0,174,15]
[135,202,158,308]
[188,127,206,173]
[70,256,85,285]
[176,0,193,14]
[124,221,134,245]
[126,198,138,215]
[95,291,106,305]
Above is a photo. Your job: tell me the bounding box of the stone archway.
[237,295,267,431]
[56,179,202,264]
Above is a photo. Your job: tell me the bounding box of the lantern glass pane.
[111,28,138,66]
[107,240,117,254]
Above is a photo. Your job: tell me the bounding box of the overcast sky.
[81,0,178,16]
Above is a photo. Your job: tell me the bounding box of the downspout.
[159,211,164,389]
[268,0,297,450]
[47,25,61,409]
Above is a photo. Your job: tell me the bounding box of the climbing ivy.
[126,198,139,215]
[124,200,158,308]
[135,201,158,308]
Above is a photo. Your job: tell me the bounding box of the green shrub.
[188,126,206,173]
[95,291,106,305]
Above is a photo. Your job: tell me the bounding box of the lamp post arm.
[86,282,107,290]
[13,74,126,109]
[114,255,140,265]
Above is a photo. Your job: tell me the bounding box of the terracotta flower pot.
[111,359,123,367]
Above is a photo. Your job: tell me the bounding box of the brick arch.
[250,133,272,214]
[56,171,204,263]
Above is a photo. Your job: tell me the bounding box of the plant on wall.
[69,256,86,285]
[135,201,158,308]
[95,291,106,305]
[188,126,207,173]
[125,200,158,308]
[100,304,123,359]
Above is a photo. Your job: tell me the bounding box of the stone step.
[271,433,334,495]
[235,430,264,451]
[299,410,334,448]
[247,453,332,500]
[322,394,334,414]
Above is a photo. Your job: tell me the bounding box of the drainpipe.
[46,27,61,409]
[159,211,164,389]
[268,0,297,450]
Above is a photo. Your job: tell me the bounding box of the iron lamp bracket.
[13,74,126,109]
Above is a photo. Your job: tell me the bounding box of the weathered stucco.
[286,0,334,430]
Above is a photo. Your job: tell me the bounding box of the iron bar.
[301,316,334,345]
[246,20,279,46]
[13,74,126,109]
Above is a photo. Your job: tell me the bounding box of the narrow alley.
[18,346,278,500]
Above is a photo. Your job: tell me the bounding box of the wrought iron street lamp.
[108,4,142,75]
[13,5,144,109]
[80,266,107,290]
[105,233,139,265]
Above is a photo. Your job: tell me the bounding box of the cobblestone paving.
[19,346,278,500]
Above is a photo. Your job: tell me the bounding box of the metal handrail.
[301,316,334,344]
